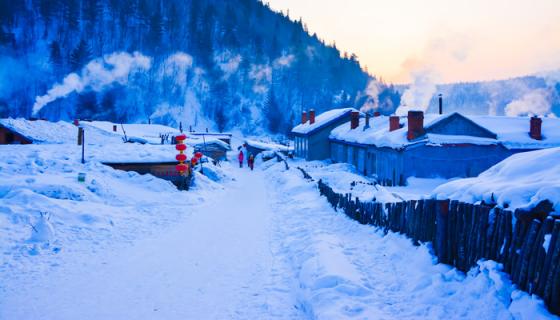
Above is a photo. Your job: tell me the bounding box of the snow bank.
[292,159,400,203]
[434,147,560,212]
[0,143,227,265]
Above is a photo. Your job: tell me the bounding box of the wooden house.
[329,111,560,186]
[291,108,359,161]
[194,139,231,161]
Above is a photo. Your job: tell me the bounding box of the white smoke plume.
[505,88,552,116]
[162,52,193,86]
[396,68,440,115]
[504,70,560,117]
[359,79,381,113]
[215,51,242,80]
[32,52,151,115]
[249,64,272,94]
[273,54,295,69]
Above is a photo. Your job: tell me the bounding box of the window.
[6,132,14,144]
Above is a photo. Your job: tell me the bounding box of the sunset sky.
[267,0,560,84]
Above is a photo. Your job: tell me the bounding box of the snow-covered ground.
[1,134,557,319]
[293,159,451,203]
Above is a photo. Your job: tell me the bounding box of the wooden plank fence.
[314,175,560,315]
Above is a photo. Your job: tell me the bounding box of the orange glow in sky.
[267,0,560,84]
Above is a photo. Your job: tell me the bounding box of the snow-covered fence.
[316,178,560,315]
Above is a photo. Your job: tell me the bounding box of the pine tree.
[148,10,163,51]
[265,87,283,133]
[63,0,80,30]
[76,91,98,119]
[49,41,63,71]
[69,39,92,72]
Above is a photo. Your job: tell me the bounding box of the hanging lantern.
[176,164,188,173]
[175,134,188,176]
[191,157,198,166]
[194,152,203,159]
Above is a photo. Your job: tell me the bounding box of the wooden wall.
[0,126,32,144]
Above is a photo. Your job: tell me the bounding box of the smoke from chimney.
[32,52,152,115]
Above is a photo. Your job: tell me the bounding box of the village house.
[328,110,560,185]
[194,139,231,161]
[0,123,32,144]
[291,108,359,160]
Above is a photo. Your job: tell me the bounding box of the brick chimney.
[374,111,381,117]
[350,111,360,130]
[301,111,307,124]
[309,109,316,124]
[407,111,425,140]
[389,116,400,132]
[530,116,542,140]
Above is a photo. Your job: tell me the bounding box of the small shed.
[189,132,233,146]
[0,124,32,144]
[291,108,359,160]
[194,139,231,161]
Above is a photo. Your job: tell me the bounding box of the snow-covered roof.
[292,108,358,135]
[245,139,291,152]
[330,112,560,150]
[433,147,560,213]
[85,121,180,144]
[0,118,187,146]
[193,138,232,151]
[0,118,123,144]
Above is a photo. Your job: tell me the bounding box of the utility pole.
[81,128,85,164]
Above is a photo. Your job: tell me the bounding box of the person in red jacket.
[238,150,244,168]
[248,154,255,171]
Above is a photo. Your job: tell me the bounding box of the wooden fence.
[315,177,560,315]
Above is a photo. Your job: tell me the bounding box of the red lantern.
[191,158,198,165]
[176,164,188,172]
[195,152,203,159]
[176,154,187,162]
[176,134,187,141]
[175,144,187,151]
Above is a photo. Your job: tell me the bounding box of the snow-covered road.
[1,154,555,319]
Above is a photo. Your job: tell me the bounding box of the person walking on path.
[238,150,244,168]
[248,154,255,171]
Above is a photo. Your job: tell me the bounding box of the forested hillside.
[0,0,399,133]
